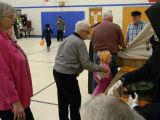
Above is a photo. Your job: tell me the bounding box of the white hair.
[0,2,15,20]
[75,20,90,32]
[81,94,145,120]
[103,11,113,20]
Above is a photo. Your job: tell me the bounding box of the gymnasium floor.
[17,38,92,120]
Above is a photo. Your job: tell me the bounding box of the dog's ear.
[145,2,160,40]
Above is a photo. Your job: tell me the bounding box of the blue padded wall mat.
[41,11,84,37]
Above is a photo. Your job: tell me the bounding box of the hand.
[63,30,66,33]
[12,101,25,120]
[128,92,138,109]
[100,64,109,73]
[107,80,123,96]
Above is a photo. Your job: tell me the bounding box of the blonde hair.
[81,94,145,120]
[100,51,112,64]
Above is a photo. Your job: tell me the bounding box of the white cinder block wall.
[4,0,149,36]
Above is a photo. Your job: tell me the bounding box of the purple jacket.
[0,30,33,110]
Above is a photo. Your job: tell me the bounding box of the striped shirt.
[126,21,146,43]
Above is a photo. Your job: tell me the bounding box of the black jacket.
[121,39,160,103]
[42,28,53,39]
[134,103,160,120]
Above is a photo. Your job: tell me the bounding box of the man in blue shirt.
[126,11,146,43]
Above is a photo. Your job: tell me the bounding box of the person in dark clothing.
[88,41,94,94]
[127,92,160,120]
[42,24,53,52]
[21,14,28,37]
[13,19,20,39]
[21,14,27,27]
[108,2,160,120]
[134,103,160,120]
[117,35,160,103]
[108,36,160,120]
[88,22,101,94]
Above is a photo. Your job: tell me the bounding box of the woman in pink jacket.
[0,2,34,120]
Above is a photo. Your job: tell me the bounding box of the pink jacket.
[0,30,33,110]
[92,63,112,96]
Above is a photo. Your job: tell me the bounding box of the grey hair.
[0,2,15,20]
[103,11,113,21]
[75,20,90,33]
[81,94,145,120]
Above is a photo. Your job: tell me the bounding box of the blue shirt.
[126,21,146,43]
